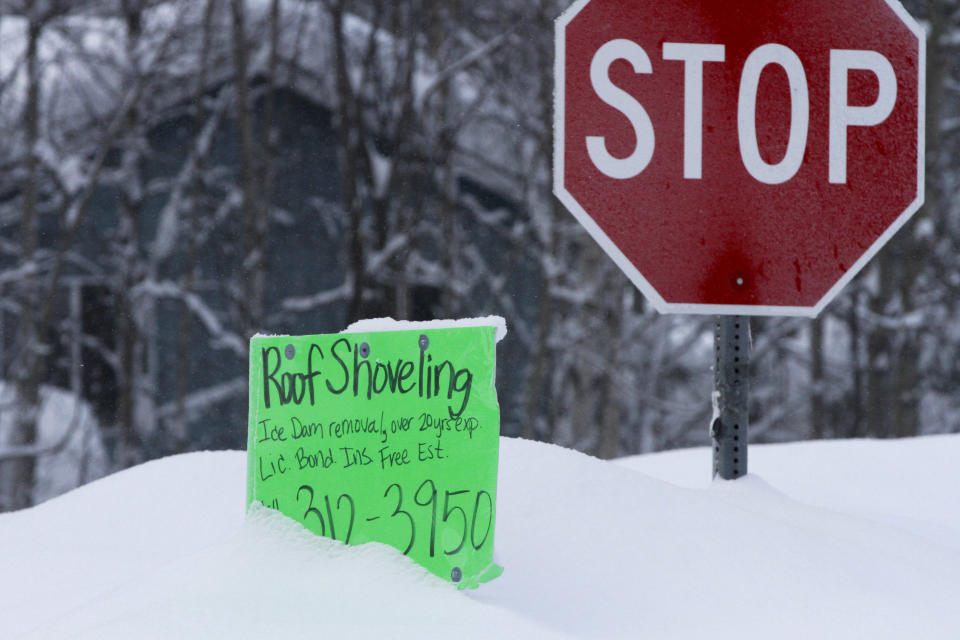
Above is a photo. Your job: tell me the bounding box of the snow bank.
[618,435,960,546]
[0,449,558,640]
[16,503,557,640]
[3,436,960,638]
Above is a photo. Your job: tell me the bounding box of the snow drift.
[2,436,959,638]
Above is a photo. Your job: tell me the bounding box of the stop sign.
[555,0,925,316]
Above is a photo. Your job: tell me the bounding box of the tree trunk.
[1,13,42,511]
[173,0,219,451]
[865,256,894,438]
[809,316,826,440]
[523,1,562,441]
[846,291,864,439]
[230,0,266,338]
[115,0,147,468]
[328,2,367,324]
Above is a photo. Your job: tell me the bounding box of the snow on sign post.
[246,323,503,588]
[555,0,924,477]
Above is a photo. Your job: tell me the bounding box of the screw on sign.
[554,0,925,477]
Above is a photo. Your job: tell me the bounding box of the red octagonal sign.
[555,0,925,316]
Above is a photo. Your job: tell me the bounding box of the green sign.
[246,326,503,587]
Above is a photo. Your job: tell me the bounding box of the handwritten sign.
[246,326,502,587]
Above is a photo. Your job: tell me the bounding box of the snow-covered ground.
[2,435,959,639]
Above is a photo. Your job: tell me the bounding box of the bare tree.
[1,1,44,511]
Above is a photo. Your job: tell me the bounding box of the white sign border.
[554,0,926,318]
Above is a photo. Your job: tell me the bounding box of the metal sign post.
[555,0,924,481]
[712,316,749,480]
